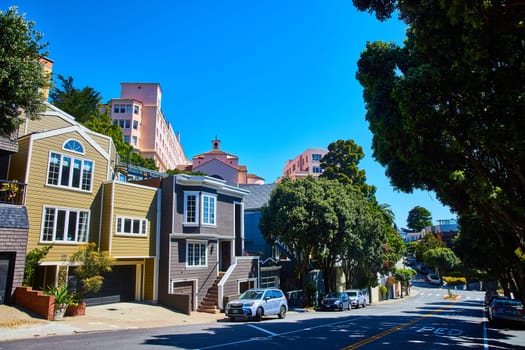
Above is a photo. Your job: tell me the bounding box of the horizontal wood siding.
[24,131,110,262]
[108,182,158,257]
[8,138,29,183]
[169,238,219,303]
[18,112,74,138]
[222,257,259,300]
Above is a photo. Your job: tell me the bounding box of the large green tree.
[353,1,525,300]
[320,139,376,200]
[423,247,460,279]
[406,206,432,232]
[0,6,50,136]
[50,75,102,124]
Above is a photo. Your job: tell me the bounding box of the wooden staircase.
[197,272,224,314]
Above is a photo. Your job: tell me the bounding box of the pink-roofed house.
[192,139,264,185]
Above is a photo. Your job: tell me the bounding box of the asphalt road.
[1,283,524,350]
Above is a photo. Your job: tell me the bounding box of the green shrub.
[442,276,466,286]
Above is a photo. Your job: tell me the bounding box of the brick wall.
[13,286,54,320]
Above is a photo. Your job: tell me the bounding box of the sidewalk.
[0,302,225,341]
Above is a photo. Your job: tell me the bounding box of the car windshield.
[496,300,523,307]
[325,292,340,298]
[347,291,357,297]
[239,290,264,300]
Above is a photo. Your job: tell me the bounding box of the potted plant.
[45,285,72,321]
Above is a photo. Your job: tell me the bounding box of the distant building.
[105,83,191,172]
[191,138,264,185]
[281,148,328,180]
[429,218,459,246]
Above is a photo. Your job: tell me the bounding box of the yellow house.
[8,103,159,304]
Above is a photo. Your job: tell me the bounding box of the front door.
[220,241,231,272]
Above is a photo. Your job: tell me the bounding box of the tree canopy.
[0,6,50,136]
[259,176,390,297]
[406,206,432,232]
[320,139,376,200]
[354,1,525,301]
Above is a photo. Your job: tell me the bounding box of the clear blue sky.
[9,1,456,228]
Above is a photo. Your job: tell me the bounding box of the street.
[1,282,524,350]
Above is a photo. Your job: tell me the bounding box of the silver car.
[346,289,367,308]
[225,288,288,321]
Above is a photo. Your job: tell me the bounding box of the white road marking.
[247,324,278,336]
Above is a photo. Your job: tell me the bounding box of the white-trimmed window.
[115,216,147,236]
[201,193,216,226]
[63,139,84,154]
[47,152,93,192]
[184,191,199,225]
[187,240,207,267]
[312,166,323,174]
[312,153,322,161]
[41,206,89,243]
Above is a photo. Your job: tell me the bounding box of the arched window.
[63,139,84,154]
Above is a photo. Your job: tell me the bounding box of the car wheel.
[278,305,287,319]
[339,304,343,311]
[255,307,263,322]
[362,301,366,308]
[347,303,351,311]
[229,317,236,322]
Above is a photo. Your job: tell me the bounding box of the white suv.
[346,289,367,308]
[225,288,288,321]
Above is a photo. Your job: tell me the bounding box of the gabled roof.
[239,184,276,210]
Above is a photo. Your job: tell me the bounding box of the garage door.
[0,253,14,305]
[83,265,136,306]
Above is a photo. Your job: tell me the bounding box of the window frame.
[115,216,148,237]
[183,191,199,226]
[186,240,207,268]
[201,192,217,227]
[63,139,85,154]
[46,151,94,192]
[40,206,90,244]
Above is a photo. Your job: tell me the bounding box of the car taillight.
[519,308,525,315]
[492,306,500,312]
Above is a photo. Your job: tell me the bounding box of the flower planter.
[53,303,68,321]
[66,302,86,316]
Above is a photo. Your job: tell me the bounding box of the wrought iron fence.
[0,179,26,205]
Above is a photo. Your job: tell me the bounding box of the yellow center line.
[341,303,456,350]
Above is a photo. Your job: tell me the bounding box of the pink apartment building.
[282,148,328,180]
[107,83,190,172]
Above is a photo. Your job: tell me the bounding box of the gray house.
[158,174,259,313]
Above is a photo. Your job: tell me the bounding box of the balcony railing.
[0,179,26,205]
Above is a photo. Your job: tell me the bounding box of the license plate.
[232,309,241,314]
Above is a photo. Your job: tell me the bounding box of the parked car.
[225,288,288,321]
[320,292,350,311]
[487,297,525,326]
[484,290,501,306]
[346,289,366,308]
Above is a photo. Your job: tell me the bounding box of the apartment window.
[133,105,139,114]
[133,120,138,129]
[313,166,323,174]
[125,119,130,129]
[41,207,89,243]
[63,139,84,154]
[312,154,322,161]
[132,136,137,145]
[201,193,216,226]
[187,240,207,267]
[118,120,125,128]
[115,216,148,236]
[113,120,119,126]
[124,135,130,143]
[47,152,93,191]
[184,192,199,225]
